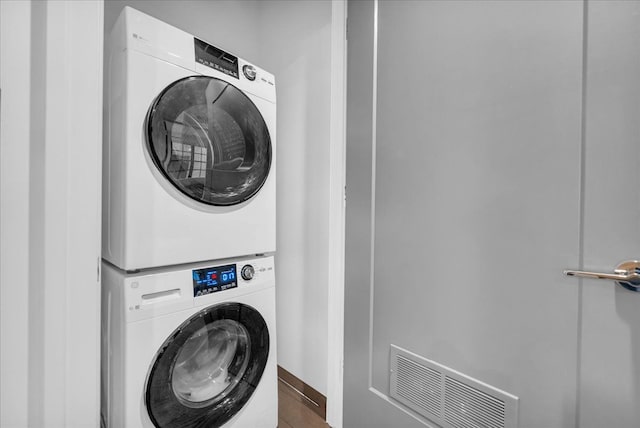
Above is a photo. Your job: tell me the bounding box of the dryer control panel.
[194,38,239,79]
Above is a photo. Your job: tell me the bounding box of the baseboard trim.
[277,365,327,420]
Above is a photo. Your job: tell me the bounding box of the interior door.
[578,1,640,426]
[344,1,640,427]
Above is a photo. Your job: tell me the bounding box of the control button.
[241,264,255,281]
[243,64,257,81]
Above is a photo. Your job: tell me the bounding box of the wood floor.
[278,378,330,428]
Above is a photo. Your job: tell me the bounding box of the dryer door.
[145,302,270,428]
[145,76,272,206]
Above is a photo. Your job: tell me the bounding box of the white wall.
[103,0,333,395]
[1,2,32,425]
[1,1,103,426]
[256,0,333,396]
[104,0,263,63]
[0,2,336,426]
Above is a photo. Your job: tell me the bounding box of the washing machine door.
[145,76,272,206]
[145,302,270,428]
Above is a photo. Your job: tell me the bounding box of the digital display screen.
[194,38,239,79]
[192,264,237,297]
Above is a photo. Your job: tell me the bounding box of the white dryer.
[101,255,277,428]
[103,7,276,271]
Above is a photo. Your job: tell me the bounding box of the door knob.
[564,260,640,292]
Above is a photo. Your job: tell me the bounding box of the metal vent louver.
[396,355,442,417]
[390,345,518,428]
[444,376,505,428]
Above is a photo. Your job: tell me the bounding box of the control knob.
[242,65,257,81]
[241,264,255,281]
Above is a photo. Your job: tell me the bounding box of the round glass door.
[145,76,272,206]
[145,302,270,428]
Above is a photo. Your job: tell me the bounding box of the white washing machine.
[101,255,277,428]
[103,7,276,271]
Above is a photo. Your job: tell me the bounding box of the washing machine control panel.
[192,263,238,297]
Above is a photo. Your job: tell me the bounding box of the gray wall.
[103,0,332,395]
[345,0,580,427]
[344,0,383,423]
[345,1,640,428]
[579,2,640,426]
[344,2,426,426]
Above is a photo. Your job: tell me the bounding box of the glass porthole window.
[145,76,272,206]
[145,303,270,428]
[171,320,251,408]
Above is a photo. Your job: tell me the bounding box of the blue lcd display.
[192,264,237,297]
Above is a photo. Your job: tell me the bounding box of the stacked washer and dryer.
[101,7,277,428]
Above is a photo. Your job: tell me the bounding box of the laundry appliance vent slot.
[389,344,519,428]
